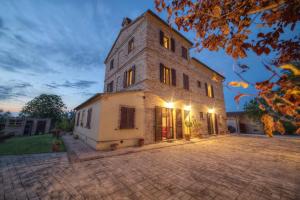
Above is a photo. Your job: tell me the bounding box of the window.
[205,83,214,98]
[182,46,188,59]
[110,59,114,70]
[81,110,85,127]
[120,106,135,129]
[76,112,80,126]
[107,81,114,93]
[159,64,176,86]
[199,112,204,120]
[197,81,201,88]
[86,108,93,129]
[171,38,175,52]
[163,36,169,49]
[128,38,134,53]
[123,66,135,88]
[183,73,189,90]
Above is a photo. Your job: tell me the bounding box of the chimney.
[122,17,132,27]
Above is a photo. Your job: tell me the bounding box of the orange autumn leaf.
[261,114,274,137]
[229,81,249,88]
[280,64,300,76]
[234,93,248,104]
[296,128,300,134]
[275,121,285,135]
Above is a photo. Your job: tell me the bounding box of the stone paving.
[0,135,299,200]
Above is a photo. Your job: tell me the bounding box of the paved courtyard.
[0,135,299,200]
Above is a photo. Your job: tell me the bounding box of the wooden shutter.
[207,113,212,134]
[186,75,189,90]
[123,71,127,88]
[215,114,218,134]
[211,85,214,98]
[205,83,208,96]
[129,108,135,128]
[120,107,127,129]
[132,65,136,84]
[171,38,175,52]
[176,109,183,139]
[183,74,189,90]
[171,68,176,86]
[159,30,164,46]
[76,112,80,126]
[159,63,164,83]
[155,107,162,141]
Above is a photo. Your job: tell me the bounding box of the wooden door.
[207,113,212,134]
[155,107,162,142]
[215,114,219,134]
[176,109,183,139]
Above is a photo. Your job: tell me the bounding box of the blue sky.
[0,0,288,113]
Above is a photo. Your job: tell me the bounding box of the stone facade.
[75,10,227,149]
[103,10,227,144]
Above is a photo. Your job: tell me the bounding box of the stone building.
[227,112,264,134]
[1,117,51,136]
[74,10,227,150]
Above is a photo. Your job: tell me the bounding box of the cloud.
[0,81,32,100]
[45,80,98,90]
[0,1,113,75]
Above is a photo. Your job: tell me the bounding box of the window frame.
[110,59,114,70]
[119,106,135,129]
[128,38,134,54]
[86,108,93,129]
[107,81,114,93]
[181,46,188,59]
[163,35,170,49]
[183,73,189,90]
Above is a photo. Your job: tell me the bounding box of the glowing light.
[184,105,191,111]
[208,108,215,113]
[166,102,174,108]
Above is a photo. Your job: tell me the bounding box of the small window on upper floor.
[197,81,201,88]
[163,35,170,49]
[123,66,135,88]
[183,73,189,90]
[110,59,114,70]
[159,63,176,86]
[182,46,188,59]
[205,83,214,98]
[128,38,134,54]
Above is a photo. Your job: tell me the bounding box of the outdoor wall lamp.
[184,105,191,111]
[166,102,174,108]
[208,108,215,113]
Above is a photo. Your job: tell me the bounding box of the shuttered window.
[159,63,176,86]
[86,108,93,129]
[182,46,188,59]
[197,80,201,88]
[110,59,114,70]
[183,73,189,90]
[205,83,214,98]
[128,38,134,54]
[120,107,135,129]
[171,38,175,52]
[76,112,80,126]
[123,66,136,88]
[107,81,114,93]
[81,110,85,127]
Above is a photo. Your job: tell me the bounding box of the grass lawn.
[0,134,65,155]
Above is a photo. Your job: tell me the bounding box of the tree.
[155,0,300,136]
[56,110,75,132]
[244,99,265,122]
[20,94,66,124]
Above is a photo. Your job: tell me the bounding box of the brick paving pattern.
[0,136,299,200]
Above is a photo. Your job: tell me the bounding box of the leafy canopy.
[20,94,66,123]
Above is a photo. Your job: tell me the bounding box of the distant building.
[226,112,264,134]
[0,117,51,136]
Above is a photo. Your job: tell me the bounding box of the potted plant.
[138,138,144,147]
[52,140,61,152]
[110,143,119,151]
[184,120,193,141]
